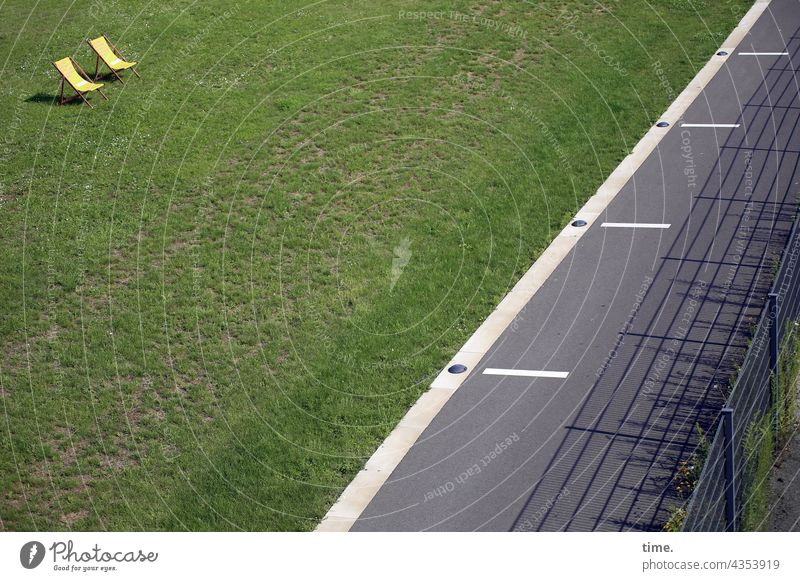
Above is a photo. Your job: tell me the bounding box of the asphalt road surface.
[353,0,800,531]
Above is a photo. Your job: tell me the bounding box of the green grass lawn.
[0,0,751,531]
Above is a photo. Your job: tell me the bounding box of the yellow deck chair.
[53,57,107,108]
[88,35,139,83]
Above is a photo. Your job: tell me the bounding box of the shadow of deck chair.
[88,35,139,83]
[53,57,108,108]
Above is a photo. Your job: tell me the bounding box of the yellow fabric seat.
[54,58,104,91]
[53,57,107,108]
[88,35,139,82]
[106,58,136,71]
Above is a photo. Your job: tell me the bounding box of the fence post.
[722,407,736,532]
[768,292,779,435]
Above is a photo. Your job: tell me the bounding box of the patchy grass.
[739,323,799,531]
[776,324,800,444]
[741,414,774,532]
[0,0,751,530]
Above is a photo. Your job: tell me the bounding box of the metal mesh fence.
[683,211,800,531]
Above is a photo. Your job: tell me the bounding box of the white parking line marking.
[483,368,569,379]
[680,123,741,128]
[601,222,671,229]
[738,52,789,56]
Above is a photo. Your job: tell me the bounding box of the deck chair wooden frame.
[53,56,108,109]
[88,35,140,84]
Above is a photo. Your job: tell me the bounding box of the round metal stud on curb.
[447,364,468,374]
[717,50,729,56]
[571,219,587,227]
[656,121,670,128]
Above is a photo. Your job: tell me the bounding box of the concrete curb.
[315,0,772,532]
